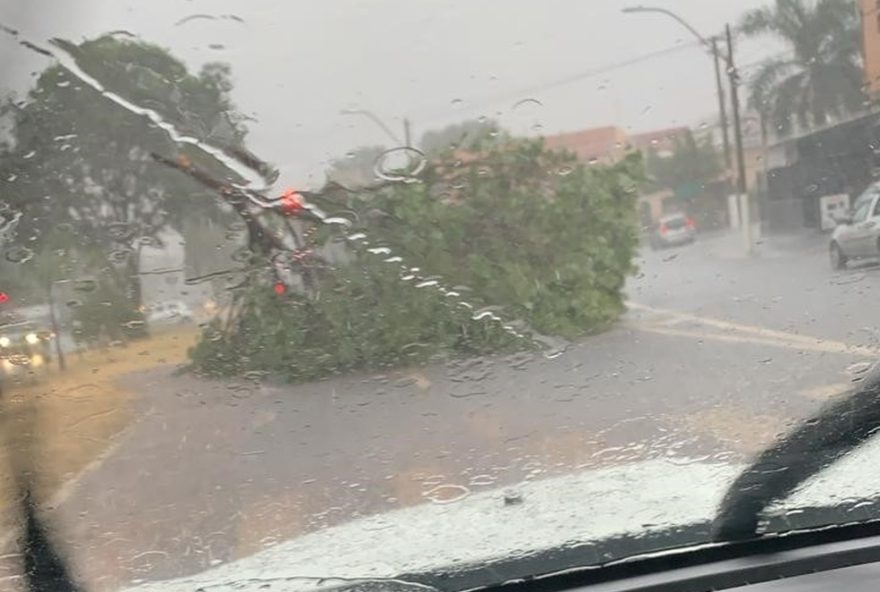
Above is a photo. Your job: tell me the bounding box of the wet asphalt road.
[11,229,880,591]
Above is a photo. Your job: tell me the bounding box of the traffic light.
[0,292,9,305]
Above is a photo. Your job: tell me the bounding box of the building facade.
[862,0,880,96]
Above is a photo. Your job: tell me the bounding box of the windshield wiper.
[712,363,880,541]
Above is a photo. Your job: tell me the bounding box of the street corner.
[0,326,200,512]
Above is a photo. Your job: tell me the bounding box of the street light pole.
[403,118,412,148]
[726,23,752,252]
[711,37,732,168]
[621,5,752,254]
[340,109,412,147]
[47,280,66,371]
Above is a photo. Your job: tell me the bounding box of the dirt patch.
[678,405,788,455]
[0,327,199,509]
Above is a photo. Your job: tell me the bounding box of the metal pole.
[403,118,412,148]
[339,109,403,145]
[47,281,66,371]
[726,23,752,254]
[711,37,732,169]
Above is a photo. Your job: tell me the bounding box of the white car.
[830,183,880,269]
[146,301,194,326]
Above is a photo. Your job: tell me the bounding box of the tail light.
[686,217,696,229]
[659,224,668,235]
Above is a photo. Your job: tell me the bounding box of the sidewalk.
[0,327,199,513]
[699,226,827,260]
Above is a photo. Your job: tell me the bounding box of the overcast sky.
[0,0,781,187]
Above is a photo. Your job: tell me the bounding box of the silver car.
[830,184,880,270]
[648,213,697,250]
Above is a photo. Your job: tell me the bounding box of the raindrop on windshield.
[423,484,470,504]
[512,98,543,111]
[373,146,427,182]
[73,279,98,292]
[5,245,34,264]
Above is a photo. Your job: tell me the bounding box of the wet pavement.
[5,229,880,591]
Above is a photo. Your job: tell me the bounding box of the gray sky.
[0,0,780,188]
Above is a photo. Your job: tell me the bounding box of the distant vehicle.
[648,213,697,250]
[0,313,53,361]
[146,301,194,326]
[830,183,880,270]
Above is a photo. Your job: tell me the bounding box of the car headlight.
[25,333,39,345]
[0,336,10,348]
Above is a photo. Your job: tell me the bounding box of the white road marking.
[627,301,880,358]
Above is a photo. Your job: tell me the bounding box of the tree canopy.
[0,35,250,305]
[644,130,723,196]
[740,0,864,137]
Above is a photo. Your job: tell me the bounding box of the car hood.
[126,437,880,592]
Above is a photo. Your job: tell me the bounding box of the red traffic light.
[0,292,9,304]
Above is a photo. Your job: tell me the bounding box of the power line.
[421,40,705,123]
[514,39,705,95]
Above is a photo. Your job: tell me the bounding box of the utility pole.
[621,6,753,254]
[711,37,732,169]
[403,118,412,148]
[47,281,66,371]
[726,23,752,254]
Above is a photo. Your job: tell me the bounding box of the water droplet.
[469,474,497,487]
[231,247,254,263]
[833,273,866,286]
[373,146,427,182]
[557,165,574,177]
[123,320,145,330]
[513,98,543,111]
[107,223,135,242]
[5,245,34,264]
[23,150,36,160]
[73,279,97,292]
[108,249,132,264]
[424,484,470,504]
[451,98,464,107]
[847,361,873,376]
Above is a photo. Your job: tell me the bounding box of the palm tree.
[740,0,865,138]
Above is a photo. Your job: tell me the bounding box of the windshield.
[2,1,880,590]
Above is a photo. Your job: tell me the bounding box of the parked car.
[146,301,194,326]
[830,183,880,270]
[648,213,696,250]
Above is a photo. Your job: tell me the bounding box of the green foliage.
[419,118,506,156]
[644,130,723,195]
[1,34,248,306]
[740,0,864,136]
[71,279,147,345]
[190,261,521,382]
[190,139,643,382]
